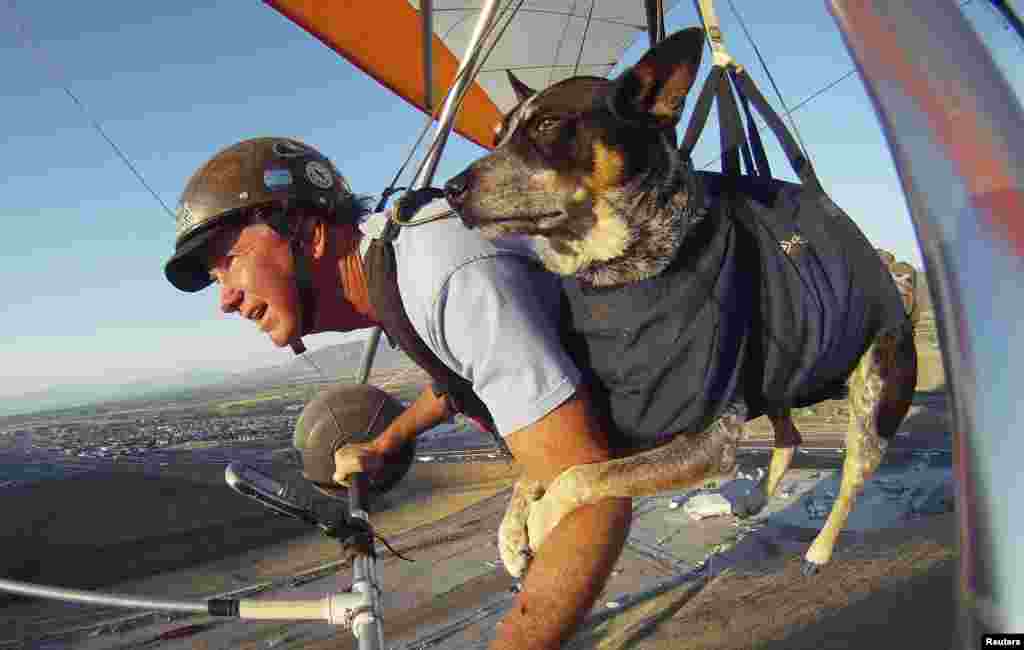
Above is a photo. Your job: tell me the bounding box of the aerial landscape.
[7,1,1019,646]
[0,278,959,649]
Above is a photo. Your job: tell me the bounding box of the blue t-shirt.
[361,200,581,437]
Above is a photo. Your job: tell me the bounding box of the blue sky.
[1,1,1021,402]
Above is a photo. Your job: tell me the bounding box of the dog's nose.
[444,171,472,207]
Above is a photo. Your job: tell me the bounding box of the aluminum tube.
[828,0,1024,644]
[355,0,503,383]
[411,0,503,189]
[0,576,208,613]
[356,326,384,385]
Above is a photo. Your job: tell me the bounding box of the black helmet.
[165,137,355,293]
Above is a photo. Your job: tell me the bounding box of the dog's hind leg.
[525,414,746,551]
[802,265,919,575]
[733,411,801,517]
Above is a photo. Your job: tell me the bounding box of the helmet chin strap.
[264,205,317,357]
[289,236,318,356]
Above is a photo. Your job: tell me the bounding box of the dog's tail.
[877,248,920,328]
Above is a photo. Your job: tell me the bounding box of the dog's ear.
[506,70,537,104]
[609,27,704,128]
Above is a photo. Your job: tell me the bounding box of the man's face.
[206,220,302,347]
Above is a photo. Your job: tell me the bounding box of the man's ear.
[303,216,330,260]
[506,69,537,104]
[609,27,704,129]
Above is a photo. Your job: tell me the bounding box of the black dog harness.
[561,65,908,449]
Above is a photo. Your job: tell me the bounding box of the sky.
[1,0,1021,404]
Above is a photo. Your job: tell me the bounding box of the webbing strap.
[680,59,822,192]
[693,0,735,68]
[680,65,723,158]
[717,71,744,179]
[731,68,822,191]
[729,68,772,179]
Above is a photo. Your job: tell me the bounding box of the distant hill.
[0,269,937,420]
[227,337,415,389]
[0,340,416,419]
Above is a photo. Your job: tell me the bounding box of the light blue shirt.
[361,200,581,437]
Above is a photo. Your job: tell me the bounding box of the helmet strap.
[264,205,318,356]
[290,237,318,354]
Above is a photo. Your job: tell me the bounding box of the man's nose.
[444,169,473,208]
[219,284,243,313]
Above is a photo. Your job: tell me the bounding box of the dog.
[444,27,919,578]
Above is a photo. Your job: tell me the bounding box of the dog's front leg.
[527,415,745,551]
[498,477,545,577]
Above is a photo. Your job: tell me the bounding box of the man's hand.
[492,388,631,650]
[332,385,450,487]
[332,440,389,487]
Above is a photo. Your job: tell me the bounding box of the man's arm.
[492,387,633,650]
[374,385,450,452]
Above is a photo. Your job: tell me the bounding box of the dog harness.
[560,63,909,448]
[363,188,513,457]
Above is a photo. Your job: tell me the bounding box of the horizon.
[2,1,1021,407]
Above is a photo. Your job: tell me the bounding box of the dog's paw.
[498,478,544,578]
[800,558,823,577]
[732,484,769,518]
[526,465,593,553]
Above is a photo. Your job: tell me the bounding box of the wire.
[548,1,579,87]
[399,0,523,187]
[572,1,596,77]
[698,70,856,170]
[725,0,811,166]
[4,0,176,220]
[698,0,979,171]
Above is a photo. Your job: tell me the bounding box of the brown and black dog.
[445,27,919,578]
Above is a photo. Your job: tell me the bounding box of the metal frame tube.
[828,0,1024,645]
[1,3,508,644]
[357,0,504,384]
[0,576,209,613]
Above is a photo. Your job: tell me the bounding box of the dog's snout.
[444,170,472,207]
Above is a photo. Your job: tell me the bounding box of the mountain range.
[0,339,415,418]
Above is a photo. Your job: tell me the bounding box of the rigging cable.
[548,1,580,87]
[4,0,175,220]
[699,0,976,171]
[388,0,524,197]
[572,1,597,76]
[725,0,811,165]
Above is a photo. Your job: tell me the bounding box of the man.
[164,137,631,649]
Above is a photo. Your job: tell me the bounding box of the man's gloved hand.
[332,441,389,487]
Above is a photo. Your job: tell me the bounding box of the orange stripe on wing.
[265,0,502,151]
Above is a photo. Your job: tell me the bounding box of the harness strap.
[680,65,723,157]
[729,68,772,179]
[363,236,512,458]
[291,238,318,339]
[693,0,735,68]
[730,68,822,191]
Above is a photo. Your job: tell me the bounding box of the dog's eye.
[534,117,561,133]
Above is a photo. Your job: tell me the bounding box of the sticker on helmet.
[305,160,334,189]
[176,203,195,236]
[272,140,310,158]
[264,168,293,191]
